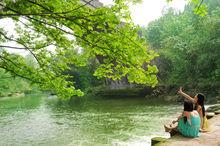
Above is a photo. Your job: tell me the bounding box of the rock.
[13,92,24,97]
[206,104,220,112]
[206,112,215,119]
[80,0,103,8]
[164,96,177,102]
[214,110,220,115]
[151,137,167,146]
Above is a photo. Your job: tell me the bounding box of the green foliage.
[0,68,31,96]
[167,0,208,16]
[64,58,104,91]
[193,4,207,16]
[0,0,158,98]
[142,0,220,87]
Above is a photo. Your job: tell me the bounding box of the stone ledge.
[152,114,220,146]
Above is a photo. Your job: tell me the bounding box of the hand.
[172,120,177,124]
[177,87,183,94]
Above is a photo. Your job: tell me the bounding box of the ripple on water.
[0,96,181,146]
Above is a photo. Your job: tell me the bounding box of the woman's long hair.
[196,93,205,117]
[183,100,194,123]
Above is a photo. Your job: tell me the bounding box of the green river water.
[0,94,182,146]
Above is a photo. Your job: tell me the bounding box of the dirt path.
[155,115,220,146]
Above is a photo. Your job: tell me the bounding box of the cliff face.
[105,78,134,89]
[80,0,103,8]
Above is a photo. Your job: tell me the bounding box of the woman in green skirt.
[164,101,201,137]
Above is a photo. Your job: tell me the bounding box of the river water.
[0,94,181,146]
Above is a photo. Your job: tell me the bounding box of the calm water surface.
[0,94,181,146]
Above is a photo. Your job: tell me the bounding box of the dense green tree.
[0,54,37,96]
[142,0,220,87]
[0,68,31,96]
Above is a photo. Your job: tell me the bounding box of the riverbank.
[92,85,219,104]
[0,90,43,99]
[0,92,25,98]
[152,111,220,146]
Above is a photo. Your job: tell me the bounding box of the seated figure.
[164,100,201,137]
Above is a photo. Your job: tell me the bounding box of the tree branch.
[196,0,204,11]
[0,30,42,66]
[0,45,26,50]
[27,0,95,14]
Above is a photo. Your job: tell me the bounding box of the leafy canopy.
[0,0,158,98]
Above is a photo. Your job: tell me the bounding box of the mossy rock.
[151,137,167,146]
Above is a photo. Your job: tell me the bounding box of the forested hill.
[142,0,220,91]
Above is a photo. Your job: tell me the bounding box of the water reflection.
[0,95,181,146]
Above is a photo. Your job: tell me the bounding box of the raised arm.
[178,87,195,103]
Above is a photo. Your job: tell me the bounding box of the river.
[0,94,181,146]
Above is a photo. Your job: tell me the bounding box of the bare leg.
[164,124,177,132]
